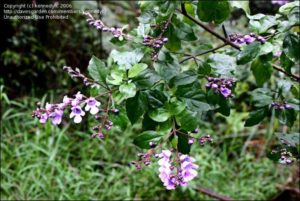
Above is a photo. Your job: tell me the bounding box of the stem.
[195,187,234,201]
[177,7,241,50]
[180,43,227,64]
[179,3,300,82]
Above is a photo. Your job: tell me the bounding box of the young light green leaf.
[148,108,171,122]
[119,83,137,99]
[128,63,148,78]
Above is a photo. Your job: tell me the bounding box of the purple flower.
[85,97,100,115]
[188,138,195,145]
[272,0,289,5]
[49,109,63,125]
[70,106,85,123]
[180,155,198,182]
[39,113,48,124]
[274,51,282,57]
[244,35,255,44]
[220,87,231,98]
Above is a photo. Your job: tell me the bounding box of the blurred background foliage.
[1,0,299,200]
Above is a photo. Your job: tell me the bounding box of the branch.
[195,187,234,201]
[179,3,300,82]
[180,43,227,64]
[272,64,300,82]
[177,7,241,50]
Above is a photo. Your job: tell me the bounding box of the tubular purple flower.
[39,113,48,124]
[70,105,85,123]
[85,97,101,115]
[220,87,231,98]
[49,109,63,125]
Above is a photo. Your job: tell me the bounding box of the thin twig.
[179,3,300,82]
[180,43,227,64]
[195,187,234,201]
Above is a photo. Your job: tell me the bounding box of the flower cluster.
[32,92,101,125]
[229,33,266,45]
[157,150,198,190]
[142,35,168,61]
[277,149,294,165]
[131,149,156,170]
[143,35,168,49]
[63,66,95,86]
[84,12,127,39]
[271,0,289,5]
[189,134,213,145]
[271,101,292,110]
[206,77,235,98]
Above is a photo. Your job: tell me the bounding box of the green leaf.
[276,132,300,147]
[87,56,107,84]
[207,53,236,76]
[217,96,230,116]
[244,107,268,127]
[249,15,277,34]
[132,69,161,89]
[126,92,148,124]
[106,67,125,85]
[172,16,197,41]
[165,24,181,51]
[279,2,299,15]
[153,61,180,81]
[128,63,148,78]
[280,52,294,74]
[176,85,211,113]
[197,1,231,24]
[110,49,144,69]
[237,42,261,65]
[283,33,300,63]
[148,108,171,122]
[119,83,137,99]
[166,100,186,115]
[177,131,191,154]
[230,1,250,14]
[251,88,273,107]
[275,109,296,128]
[133,131,163,149]
[251,56,273,86]
[146,90,168,109]
[176,109,198,131]
[287,6,299,25]
[170,71,197,87]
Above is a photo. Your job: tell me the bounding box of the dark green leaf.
[165,24,181,51]
[176,109,198,131]
[283,33,300,63]
[126,92,148,124]
[251,88,273,107]
[217,96,230,116]
[87,56,107,84]
[177,131,191,154]
[146,90,168,109]
[251,56,273,86]
[132,69,161,89]
[166,100,186,115]
[170,71,197,87]
[133,131,163,149]
[237,42,261,65]
[197,1,231,24]
[280,52,294,74]
[244,107,268,127]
